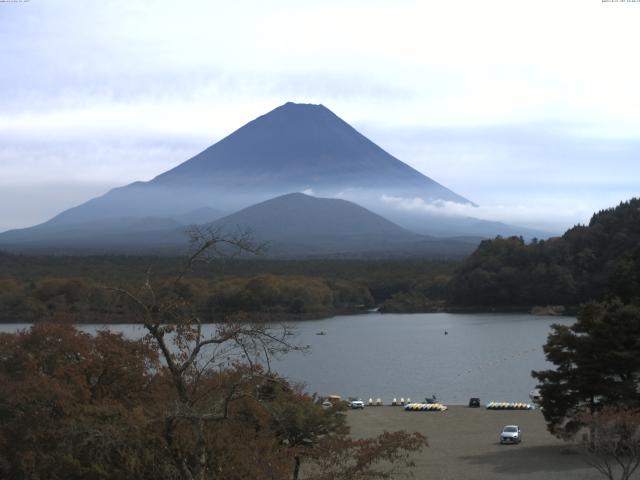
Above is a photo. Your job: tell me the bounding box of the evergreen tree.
[532,300,640,437]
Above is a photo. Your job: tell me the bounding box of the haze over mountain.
[0,193,479,258]
[0,102,551,252]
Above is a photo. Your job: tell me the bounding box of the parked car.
[350,400,365,409]
[500,425,521,444]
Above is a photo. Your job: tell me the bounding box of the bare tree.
[111,226,299,480]
[576,406,640,480]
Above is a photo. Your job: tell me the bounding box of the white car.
[500,425,521,444]
[350,400,365,409]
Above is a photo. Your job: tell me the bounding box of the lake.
[0,312,574,405]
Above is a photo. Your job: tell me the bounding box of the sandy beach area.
[345,405,603,480]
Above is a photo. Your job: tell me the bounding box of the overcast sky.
[1,0,639,232]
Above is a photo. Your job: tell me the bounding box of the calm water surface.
[0,312,574,405]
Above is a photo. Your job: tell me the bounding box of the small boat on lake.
[316,331,327,335]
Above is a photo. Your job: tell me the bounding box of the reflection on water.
[0,312,574,404]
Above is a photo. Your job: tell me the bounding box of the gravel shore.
[345,405,602,480]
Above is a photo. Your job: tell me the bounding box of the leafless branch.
[107,226,299,480]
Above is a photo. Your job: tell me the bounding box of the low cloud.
[380,194,589,232]
[382,195,480,216]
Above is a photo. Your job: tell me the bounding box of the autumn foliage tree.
[0,228,427,479]
[0,322,173,479]
[308,430,427,480]
[577,406,640,480]
[0,321,426,479]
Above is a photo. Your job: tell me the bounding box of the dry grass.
[345,405,602,480]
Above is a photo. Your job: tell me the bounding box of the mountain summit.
[154,102,471,203]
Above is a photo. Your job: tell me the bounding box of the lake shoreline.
[381,304,578,316]
[0,307,369,325]
[0,305,578,325]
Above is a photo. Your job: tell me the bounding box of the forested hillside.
[448,198,640,308]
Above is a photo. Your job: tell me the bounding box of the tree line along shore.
[0,257,452,323]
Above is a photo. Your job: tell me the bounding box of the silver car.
[500,425,521,444]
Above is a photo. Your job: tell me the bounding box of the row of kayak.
[404,403,449,412]
[486,402,534,410]
[403,401,534,411]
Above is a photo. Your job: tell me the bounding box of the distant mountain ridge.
[0,193,479,258]
[210,193,421,256]
[213,192,415,239]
